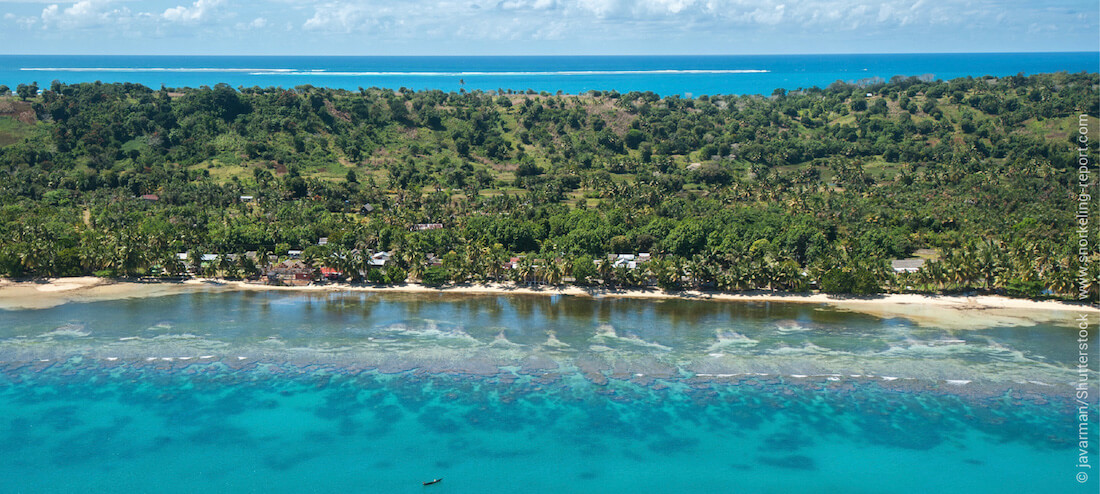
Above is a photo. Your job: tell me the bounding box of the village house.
[264,260,313,286]
[412,223,444,231]
[368,251,391,268]
[891,258,926,273]
[608,253,651,270]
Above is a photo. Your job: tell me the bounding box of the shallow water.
[0,291,1095,493]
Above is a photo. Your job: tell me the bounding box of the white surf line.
[945,379,972,385]
[21,67,296,73]
[21,67,770,76]
[104,356,219,362]
[267,69,771,77]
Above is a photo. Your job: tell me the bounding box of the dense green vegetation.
[0,73,1097,299]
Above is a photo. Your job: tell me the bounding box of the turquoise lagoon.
[0,290,1096,493]
[2,53,1097,96]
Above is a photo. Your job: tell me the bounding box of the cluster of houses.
[608,253,651,269]
[175,250,393,286]
[170,220,929,286]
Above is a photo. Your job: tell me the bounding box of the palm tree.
[161,252,186,277]
[237,253,258,280]
[555,257,572,284]
[188,250,205,278]
[79,229,110,274]
[545,258,565,285]
[484,247,506,283]
[670,257,688,290]
[349,249,367,282]
[517,257,535,286]
[1047,268,1075,297]
[612,265,633,288]
[217,253,236,279]
[406,253,425,283]
[597,258,613,287]
[970,239,1002,291]
[773,259,804,292]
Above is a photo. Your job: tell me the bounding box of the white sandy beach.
[0,277,1093,329]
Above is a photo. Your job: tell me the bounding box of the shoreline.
[1,276,1093,329]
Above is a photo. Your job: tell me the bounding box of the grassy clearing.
[0,117,33,147]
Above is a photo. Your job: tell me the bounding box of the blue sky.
[0,0,1097,55]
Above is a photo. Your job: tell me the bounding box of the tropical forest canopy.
[0,72,1097,297]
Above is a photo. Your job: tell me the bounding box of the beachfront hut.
[891,259,926,273]
[368,251,391,268]
[265,260,313,285]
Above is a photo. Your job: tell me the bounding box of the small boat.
[422,478,442,486]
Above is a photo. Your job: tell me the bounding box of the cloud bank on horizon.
[0,0,1096,55]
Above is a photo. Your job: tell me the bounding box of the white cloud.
[290,0,980,41]
[497,0,559,10]
[235,16,267,30]
[162,0,223,23]
[7,0,1095,54]
[750,3,785,25]
[303,2,393,33]
[40,0,132,30]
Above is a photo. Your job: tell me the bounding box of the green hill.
[0,73,1096,298]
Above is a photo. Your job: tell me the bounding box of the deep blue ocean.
[1,52,1096,95]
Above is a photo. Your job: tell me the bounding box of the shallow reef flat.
[0,359,1094,493]
[0,290,1095,493]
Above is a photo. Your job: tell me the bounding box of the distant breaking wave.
[265,69,770,77]
[21,67,768,76]
[21,67,296,73]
